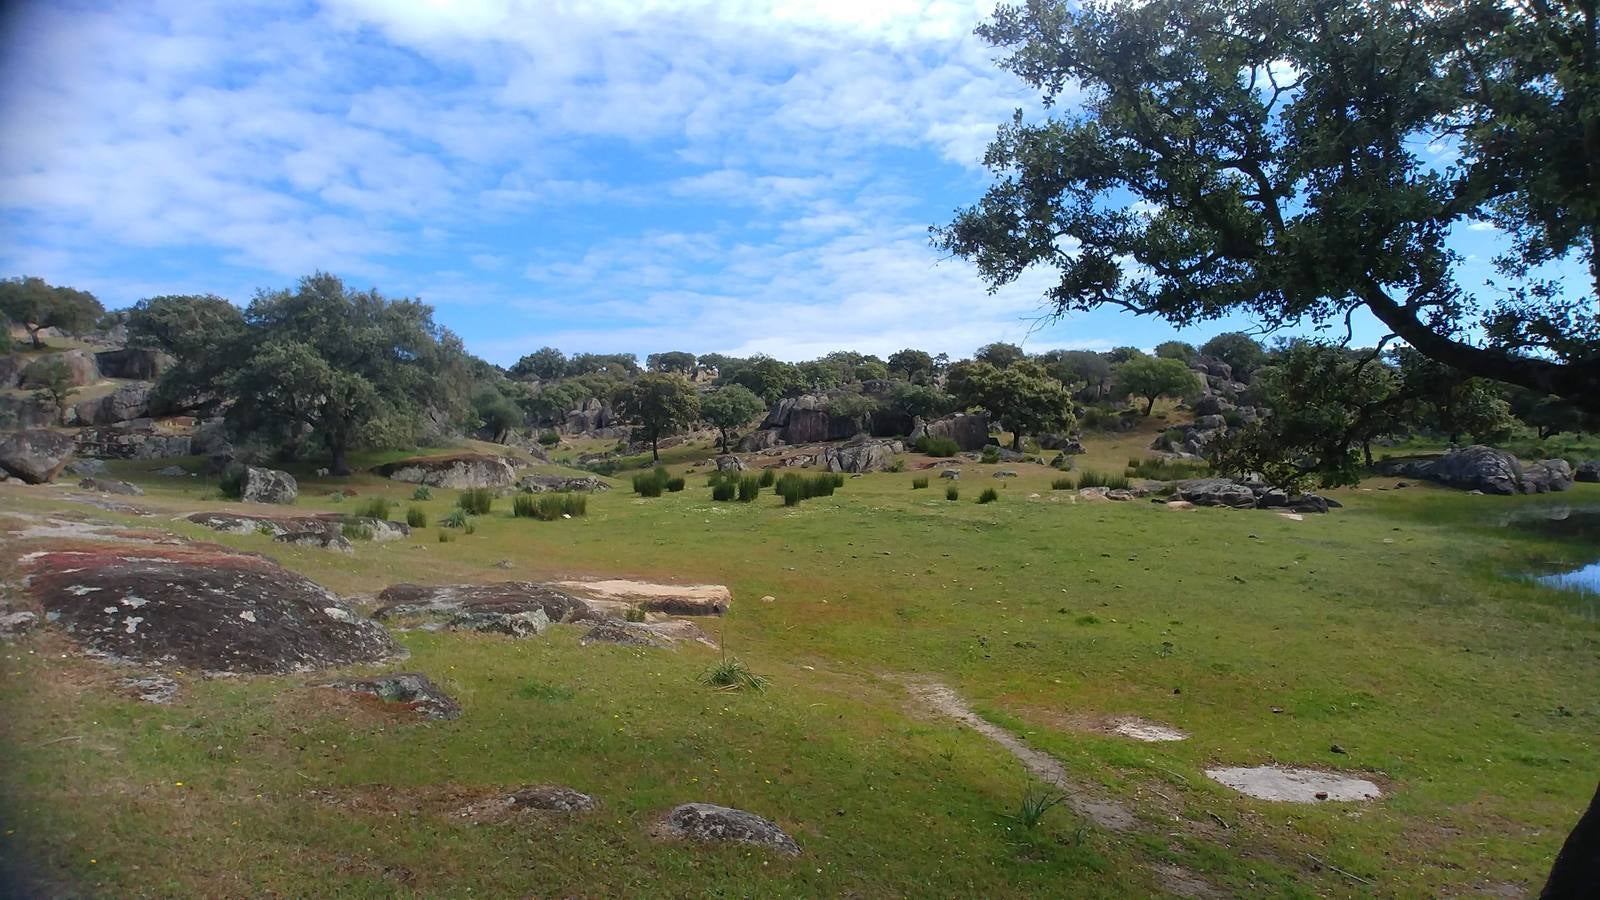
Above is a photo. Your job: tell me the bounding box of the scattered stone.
[1105,489,1135,501]
[324,672,461,720]
[0,429,76,484]
[818,437,904,474]
[940,469,960,480]
[24,542,399,673]
[1164,500,1195,510]
[655,803,800,855]
[239,466,298,504]
[993,470,1018,478]
[120,673,180,704]
[1079,487,1109,500]
[64,458,108,477]
[448,608,550,638]
[580,622,664,647]
[0,611,39,641]
[76,477,143,496]
[1111,719,1188,742]
[554,579,731,616]
[714,454,745,473]
[1205,766,1381,802]
[275,531,355,554]
[372,453,517,489]
[760,595,776,603]
[373,582,599,625]
[508,785,599,812]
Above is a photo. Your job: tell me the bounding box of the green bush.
[978,487,1000,504]
[217,466,245,500]
[437,529,453,543]
[712,480,737,501]
[1126,456,1211,480]
[737,474,761,502]
[666,476,686,492]
[405,506,428,528]
[886,459,905,473]
[1077,469,1107,488]
[411,485,432,501]
[980,446,1000,464]
[440,508,469,529]
[1051,476,1074,490]
[945,485,960,501]
[700,657,769,692]
[560,493,587,517]
[1104,473,1131,491]
[457,489,493,515]
[777,473,805,506]
[512,493,538,518]
[912,476,929,489]
[352,497,392,520]
[633,467,671,497]
[915,435,960,457]
[538,429,561,446]
[341,521,374,541]
[758,468,775,487]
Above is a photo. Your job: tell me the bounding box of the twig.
[1207,810,1230,830]
[33,735,83,747]
[1307,853,1374,886]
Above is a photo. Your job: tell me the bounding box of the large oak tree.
[936,0,1600,411]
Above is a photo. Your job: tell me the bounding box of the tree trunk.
[24,324,43,349]
[1144,396,1156,415]
[651,433,660,462]
[719,429,729,454]
[1543,781,1600,898]
[1362,440,1374,468]
[330,442,351,477]
[1011,431,1022,451]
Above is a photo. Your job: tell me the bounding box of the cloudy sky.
[0,0,1510,366]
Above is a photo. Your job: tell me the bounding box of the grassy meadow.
[2,424,1597,897]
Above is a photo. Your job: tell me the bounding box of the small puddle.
[1500,505,1600,598]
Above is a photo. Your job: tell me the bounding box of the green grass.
[912,476,929,490]
[457,488,493,515]
[1,444,1597,897]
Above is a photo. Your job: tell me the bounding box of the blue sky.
[0,0,1541,367]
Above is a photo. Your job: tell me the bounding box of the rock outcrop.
[24,542,399,672]
[71,382,152,425]
[517,473,610,493]
[1171,478,1337,513]
[1377,445,1574,495]
[0,429,75,483]
[714,454,745,472]
[324,672,460,720]
[93,347,166,380]
[554,579,732,616]
[185,512,410,543]
[655,803,800,855]
[239,466,298,504]
[78,477,144,496]
[372,582,600,625]
[818,437,902,474]
[19,350,99,389]
[1578,461,1600,484]
[274,531,355,553]
[448,607,550,637]
[372,453,518,489]
[74,426,193,459]
[910,413,991,452]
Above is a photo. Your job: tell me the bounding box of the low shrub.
[915,435,960,457]
[758,468,775,487]
[666,476,686,493]
[945,485,960,501]
[980,446,1000,464]
[977,487,999,504]
[886,459,905,473]
[538,429,561,446]
[1077,469,1108,489]
[1049,453,1070,469]
[737,474,761,502]
[633,467,671,497]
[437,529,453,543]
[405,506,427,528]
[457,488,493,515]
[440,508,469,529]
[700,657,769,692]
[217,466,245,500]
[1126,456,1211,480]
[912,476,929,489]
[1104,473,1131,491]
[712,480,737,501]
[511,493,538,518]
[411,485,432,501]
[1050,476,1074,490]
[341,521,374,541]
[352,496,392,520]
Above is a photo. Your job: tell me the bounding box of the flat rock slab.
[448,608,549,638]
[185,512,410,543]
[1111,719,1188,742]
[23,541,399,673]
[655,803,800,855]
[372,582,598,624]
[120,673,180,704]
[554,579,731,616]
[1205,766,1381,802]
[371,453,517,489]
[324,672,461,720]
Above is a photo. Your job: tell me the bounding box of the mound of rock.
[94,347,165,380]
[324,672,460,720]
[714,454,745,472]
[71,383,152,426]
[818,437,903,474]
[448,608,550,638]
[24,542,399,673]
[1377,445,1573,494]
[0,429,75,483]
[517,473,610,493]
[372,582,600,625]
[275,531,354,553]
[78,477,144,496]
[19,350,99,389]
[73,426,193,459]
[1171,478,1338,513]
[655,803,800,855]
[909,412,991,452]
[239,466,297,504]
[185,512,410,543]
[580,622,665,647]
[1579,461,1600,484]
[372,453,517,489]
[554,579,731,616]
[508,785,598,812]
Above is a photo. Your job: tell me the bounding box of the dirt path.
[903,680,1137,832]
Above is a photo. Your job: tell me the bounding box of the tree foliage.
[0,276,104,348]
[700,384,765,452]
[720,354,803,402]
[615,372,700,461]
[510,346,567,380]
[647,351,698,375]
[949,359,1074,448]
[1199,333,1267,380]
[887,348,936,381]
[974,341,1026,369]
[937,0,1600,411]
[1112,356,1201,414]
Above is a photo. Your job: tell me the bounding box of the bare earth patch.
[1205,766,1382,802]
[1112,718,1189,742]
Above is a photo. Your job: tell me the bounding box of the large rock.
[818,436,902,474]
[324,672,460,720]
[563,397,617,434]
[554,579,732,617]
[1174,478,1269,509]
[93,347,166,380]
[737,428,784,452]
[1377,445,1571,495]
[911,413,991,452]
[275,531,355,553]
[372,453,517,489]
[24,541,399,672]
[656,803,800,855]
[0,394,59,428]
[72,382,152,426]
[74,426,193,459]
[448,608,550,638]
[0,429,75,483]
[372,582,601,625]
[185,512,410,543]
[239,466,298,504]
[782,407,862,444]
[517,473,610,493]
[714,454,745,472]
[19,350,99,389]
[1037,433,1086,454]
[1578,461,1600,484]
[0,354,27,388]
